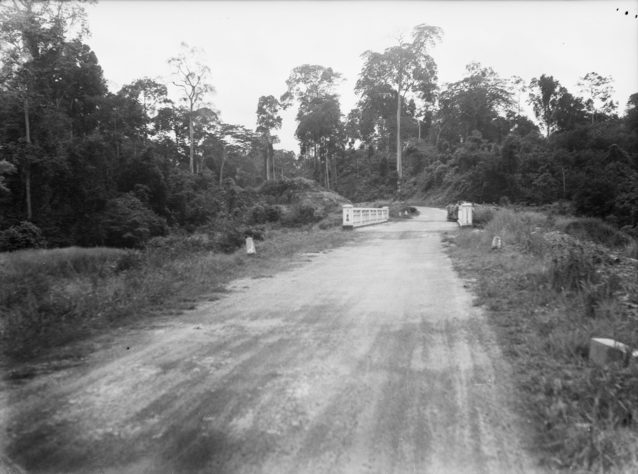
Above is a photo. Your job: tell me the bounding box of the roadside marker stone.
[458,202,473,227]
[246,237,256,255]
[589,338,638,366]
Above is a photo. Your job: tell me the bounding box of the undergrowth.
[445,208,638,472]
[0,228,358,360]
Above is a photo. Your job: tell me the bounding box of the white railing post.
[342,204,354,230]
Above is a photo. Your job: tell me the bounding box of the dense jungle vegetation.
[1,1,636,252]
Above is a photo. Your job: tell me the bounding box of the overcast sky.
[85,1,638,151]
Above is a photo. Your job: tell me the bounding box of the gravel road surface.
[1,207,540,473]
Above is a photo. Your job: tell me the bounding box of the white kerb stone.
[245,237,256,255]
[589,338,637,366]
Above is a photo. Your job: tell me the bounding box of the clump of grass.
[446,206,638,471]
[1,228,358,359]
[563,218,634,248]
[472,205,496,227]
[549,246,597,292]
[0,246,129,278]
[623,239,638,259]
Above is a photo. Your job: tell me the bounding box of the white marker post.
[245,237,256,255]
[458,202,473,227]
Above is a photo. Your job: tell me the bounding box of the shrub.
[249,204,267,224]
[573,179,616,218]
[249,204,281,224]
[563,218,633,248]
[0,221,46,251]
[264,205,281,222]
[549,246,597,292]
[281,204,320,227]
[209,219,245,253]
[258,178,315,203]
[101,193,168,248]
[241,225,265,241]
[473,206,495,228]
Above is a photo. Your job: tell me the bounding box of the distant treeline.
[1,2,636,250]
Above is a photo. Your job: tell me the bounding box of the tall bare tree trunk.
[219,148,226,186]
[396,87,402,193]
[325,152,330,189]
[264,146,271,181]
[24,97,32,221]
[189,104,195,174]
[270,144,275,180]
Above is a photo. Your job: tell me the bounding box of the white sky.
[85,1,638,151]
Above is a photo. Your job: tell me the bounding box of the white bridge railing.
[342,204,389,229]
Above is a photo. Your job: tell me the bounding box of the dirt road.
[1,207,540,473]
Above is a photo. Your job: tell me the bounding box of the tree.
[344,108,362,149]
[256,95,282,181]
[281,64,344,187]
[552,88,587,132]
[0,0,89,220]
[119,77,169,141]
[209,123,259,186]
[357,24,443,192]
[0,160,16,194]
[168,43,215,174]
[626,93,638,132]
[294,95,343,188]
[577,72,617,123]
[280,65,342,108]
[528,75,559,137]
[437,62,513,145]
[509,75,527,116]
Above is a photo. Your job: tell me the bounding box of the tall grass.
[562,218,634,248]
[1,229,357,359]
[447,208,638,471]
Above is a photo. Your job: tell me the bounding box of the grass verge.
[1,227,359,361]
[444,208,638,472]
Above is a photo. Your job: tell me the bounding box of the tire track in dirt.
[2,208,542,473]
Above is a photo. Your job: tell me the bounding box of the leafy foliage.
[0,220,46,251]
[101,194,168,248]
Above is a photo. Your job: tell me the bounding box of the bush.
[208,219,245,253]
[0,221,46,251]
[573,179,616,218]
[249,205,267,224]
[473,205,496,228]
[249,204,281,224]
[281,204,320,227]
[563,218,633,248]
[101,193,168,248]
[258,178,315,203]
[264,205,281,222]
[241,225,265,241]
[549,245,597,292]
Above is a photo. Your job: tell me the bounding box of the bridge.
[1,207,536,474]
